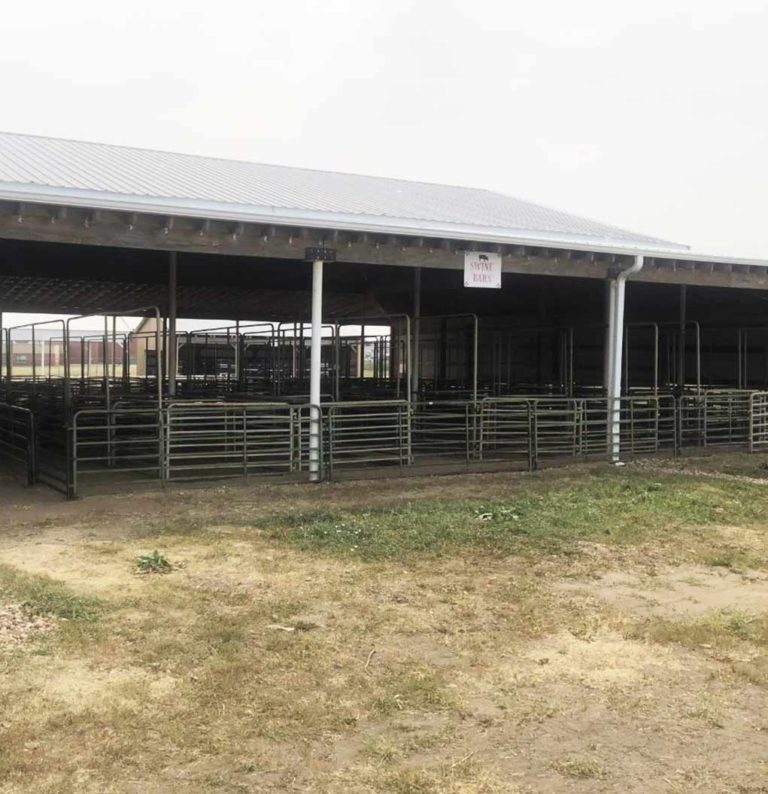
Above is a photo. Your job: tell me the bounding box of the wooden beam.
[1,202,768,289]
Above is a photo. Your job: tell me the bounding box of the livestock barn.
[1,132,767,497]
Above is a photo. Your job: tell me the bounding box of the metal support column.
[305,246,336,481]
[103,316,110,409]
[678,284,687,394]
[309,258,324,482]
[607,256,644,463]
[411,268,421,402]
[234,319,241,388]
[168,252,178,397]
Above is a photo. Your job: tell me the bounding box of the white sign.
[464,251,502,289]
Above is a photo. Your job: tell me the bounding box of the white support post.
[309,259,324,482]
[607,256,644,463]
[234,319,240,387]
[678,284,687,393]
[167,252,178,398]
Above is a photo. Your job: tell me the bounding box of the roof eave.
[0,182,689,258]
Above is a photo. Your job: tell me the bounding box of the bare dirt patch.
[0,603,55,646]
[559,563,768,619]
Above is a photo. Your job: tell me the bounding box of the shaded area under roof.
[2,238,768,327]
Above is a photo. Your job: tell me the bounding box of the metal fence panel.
[532,398,583,459]
[72,407,163,495]
[0,402,35,485]
[165,402,297,481]
[325,400,410,476]
[478,398,532,466]
[619,396,660,455]
[703,391,752,447]
[26,389,768,497]
[412,400,477,463]
[750,392,768,451]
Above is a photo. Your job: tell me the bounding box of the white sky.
[1,0,767,333]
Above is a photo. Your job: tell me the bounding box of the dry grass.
[1,458,768,792]
[552,755,607,779]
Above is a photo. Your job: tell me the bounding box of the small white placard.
[464,251,502,288]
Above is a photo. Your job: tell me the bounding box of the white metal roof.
[0,131,687,254]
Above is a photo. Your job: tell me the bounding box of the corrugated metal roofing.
[0,131,686,253]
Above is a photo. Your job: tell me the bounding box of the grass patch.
[379,768,437,793]
[266,471,768,560]
[135,550,173,574]
[630,610,768,649]
[552,755,606,779]
[704,555,740,569]
[134,512,208,538]
[630,611,768,687]
[365,727,449,763]
[0,564,103,621]
[370,668,456,715]
[375,762,499,794]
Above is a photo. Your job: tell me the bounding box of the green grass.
[265,471,768,560]
[0,564,103,621]
[135,550,173,574]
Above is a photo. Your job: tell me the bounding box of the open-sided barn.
[1,132,767,496]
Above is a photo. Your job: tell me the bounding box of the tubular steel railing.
[478,399,533,468]
[324,400,411,478]
[71,407,164,497]
[19,389,768,497]
[0,402,35,485]
[413,400,479,464]
[702,390,753,448]
[750,392,768,452]
[165,401,299,481]
[479,395,675,467]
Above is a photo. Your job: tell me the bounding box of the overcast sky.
[2,0,767,269]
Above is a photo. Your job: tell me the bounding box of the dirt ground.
[1,457,768,793]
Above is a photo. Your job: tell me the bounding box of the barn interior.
[5,238,768,393]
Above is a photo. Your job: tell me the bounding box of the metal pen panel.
[702,390,752,447]
[477,398,532,467]
[749,392,768,451]
[413,400,478,464]
[71,407,164,497]
[324,400,411,478]
[0,402,35,485]
[165,401,297,481]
